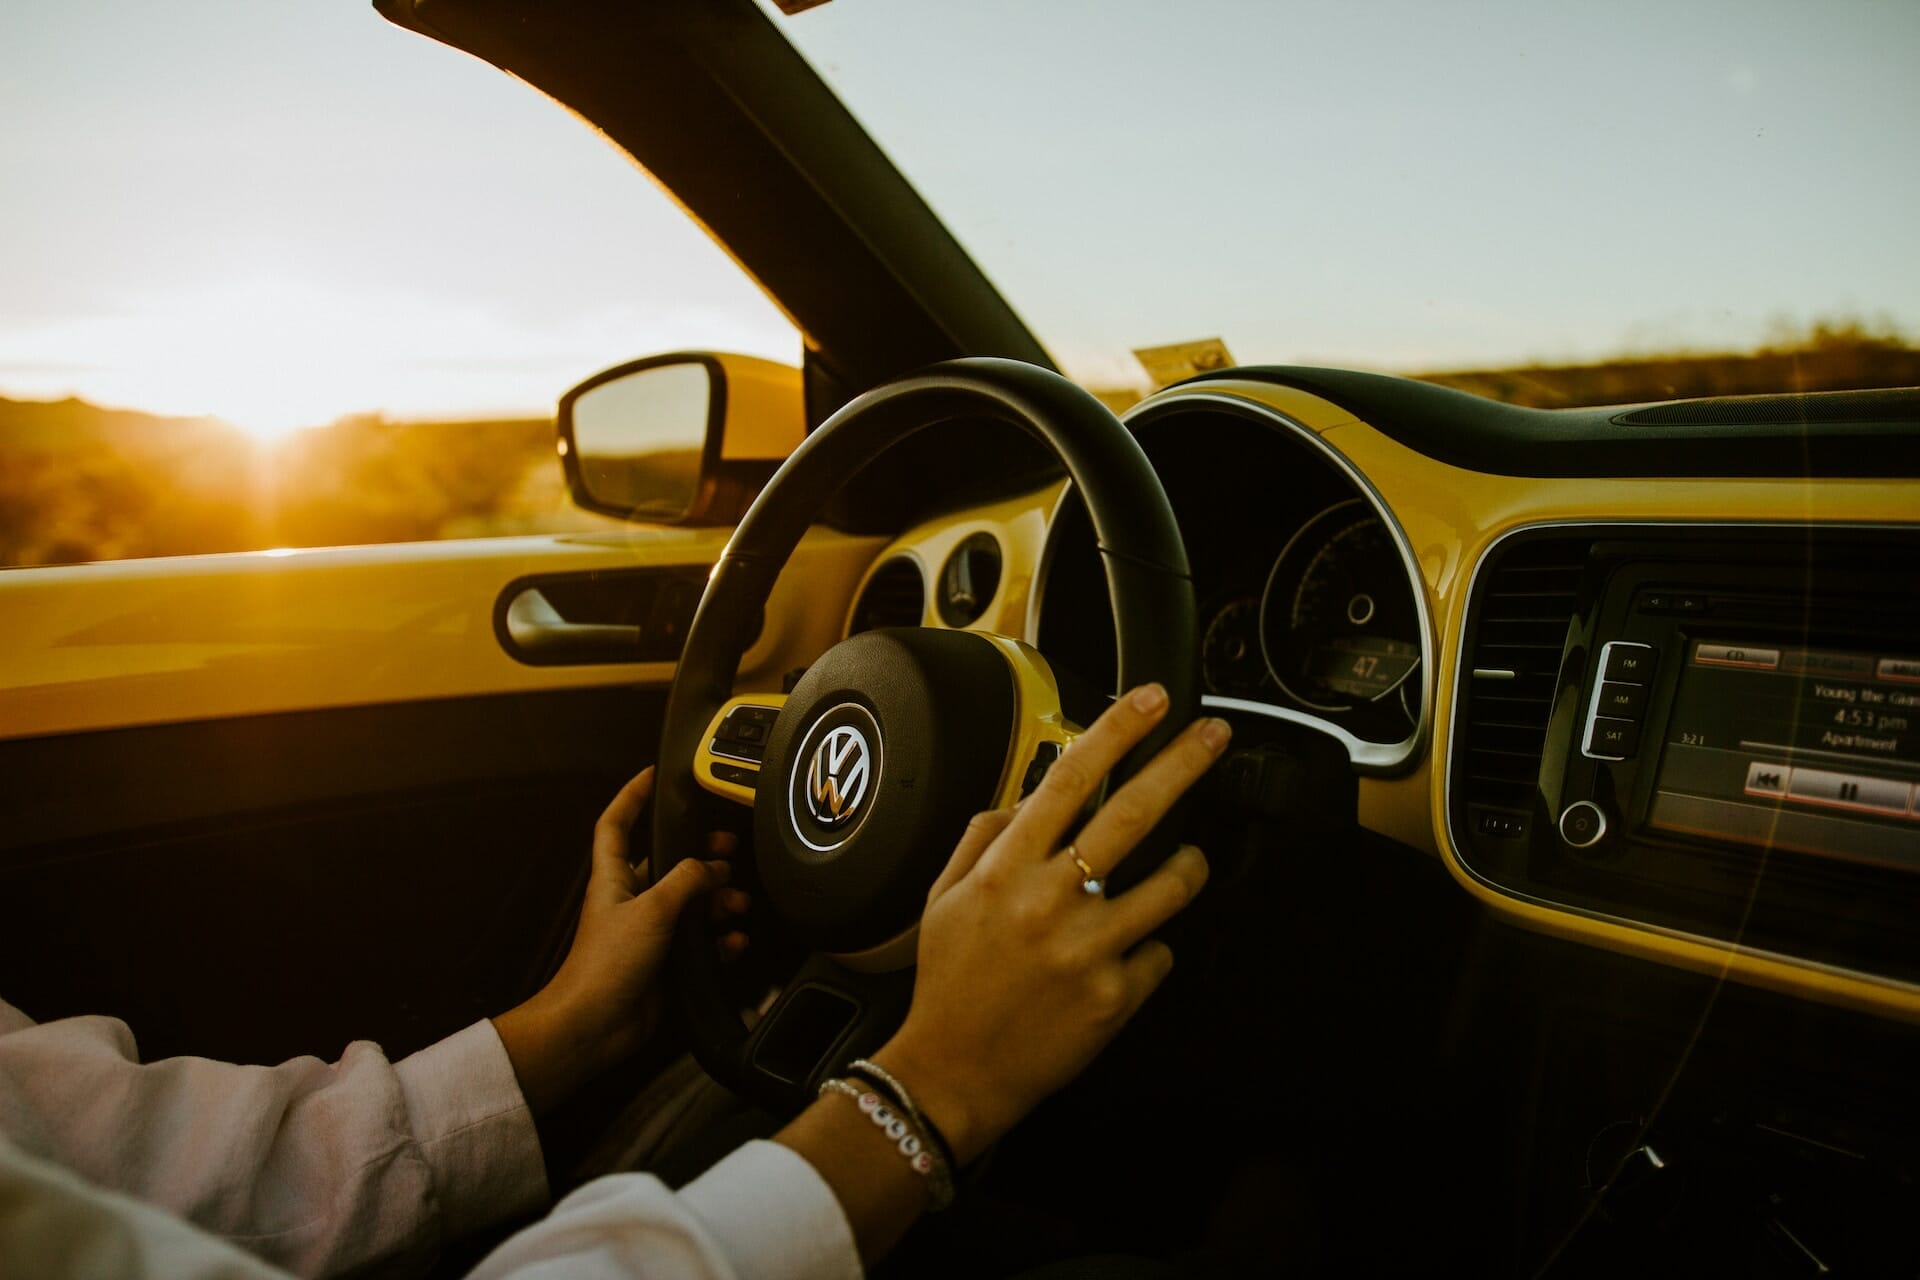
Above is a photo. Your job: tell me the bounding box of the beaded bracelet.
[817,1078,956,1211]
[846,1057,960,1178]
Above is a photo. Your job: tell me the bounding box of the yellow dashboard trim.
[844,487,1059,638]
[1182,380,1920,1023]
[0,528,883,742]
[856,376,1920,1021]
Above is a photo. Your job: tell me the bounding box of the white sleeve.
[1,1131,862,1280]
[0,999,547,1277]
[1,1131,288,1280]
[468,1141,862,1280]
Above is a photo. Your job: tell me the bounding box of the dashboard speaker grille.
[1458,536,1590,808]
[849,556,925,633]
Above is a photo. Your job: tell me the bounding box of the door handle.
[503,586,642,662]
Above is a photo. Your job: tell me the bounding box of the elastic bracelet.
[818,1078,956,1211]
[846,1057,961,1177]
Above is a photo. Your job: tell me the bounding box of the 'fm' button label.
[1602,643,1657,682]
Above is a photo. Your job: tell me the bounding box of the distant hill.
[0,395,242,454]
[6,319,1916,567]
[0,397,606,567]
[1418,321,1920,408]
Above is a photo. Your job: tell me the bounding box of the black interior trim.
[0,687,664,856]
[0,687,664,1066]
[1185,366,1920,477]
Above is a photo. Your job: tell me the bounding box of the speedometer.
[1259,500,1421,717]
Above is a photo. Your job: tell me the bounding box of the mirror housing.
[558,351,805,525]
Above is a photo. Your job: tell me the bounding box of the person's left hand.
[494,767,749,1115]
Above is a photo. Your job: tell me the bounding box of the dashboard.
[1031,395,1430,771]
[840,371,1920,1023]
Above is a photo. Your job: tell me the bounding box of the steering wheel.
[651,357,1197,1113]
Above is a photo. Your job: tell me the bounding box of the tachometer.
[1202,596,1274,699]
[1260,500,1421,716]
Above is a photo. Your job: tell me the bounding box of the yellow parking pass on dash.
[1132,338,1236,388]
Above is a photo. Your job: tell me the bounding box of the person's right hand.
[868,682,1228,1163]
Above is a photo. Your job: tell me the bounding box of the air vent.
[849,556,925,633]
[937,532,1002,628]
[1456,536,1591,811]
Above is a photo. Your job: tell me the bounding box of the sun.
[226,410,320,445]
[60,275,404,442]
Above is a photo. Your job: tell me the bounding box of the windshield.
[769,0,1919,402]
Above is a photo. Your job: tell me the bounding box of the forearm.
[771,1039,997,1267]
[773,1093,933,1266]
[492,992,616,1119]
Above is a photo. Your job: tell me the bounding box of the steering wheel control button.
[711,761,758,788]
[1021,741,1063,798]
[787,703,885,854]
[1586,717,1640,759]
[1602,643,1658,682]
[1559,801,1609,849]
[712,703,780,763]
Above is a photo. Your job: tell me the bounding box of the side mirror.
[558,352,805,525]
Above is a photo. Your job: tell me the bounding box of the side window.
[0,7,798,567]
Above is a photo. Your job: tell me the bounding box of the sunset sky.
[3,0,1916,436]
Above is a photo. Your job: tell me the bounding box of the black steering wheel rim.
[652,356,1197,1110]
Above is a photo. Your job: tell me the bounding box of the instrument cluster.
[1035,401,1428,764]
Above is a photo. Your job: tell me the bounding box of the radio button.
[1558,801,1609,849]
[1786,768,1911,817]
[1743,762,1790,798]
[1597,644,1658,687]
[1595,681,1647,718]
[1781,649,1874,677]
[1603,643,1658,682]
[1586,717,1640,759]
[1696,643,1781,670]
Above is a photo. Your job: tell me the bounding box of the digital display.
[1307,635,1420,701]
[1647,640,1920,870]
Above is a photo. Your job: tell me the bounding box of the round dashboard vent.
[937,532,1002,628]
[850,556,925,633]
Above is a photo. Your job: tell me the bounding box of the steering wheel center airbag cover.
[754,627,1015,952]
[793,706,879,841]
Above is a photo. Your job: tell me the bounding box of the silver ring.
[1063,845,1105,896]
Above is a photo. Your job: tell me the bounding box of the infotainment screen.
[1647,640,1920,870]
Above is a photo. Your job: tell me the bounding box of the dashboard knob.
[1558,800,1609,849]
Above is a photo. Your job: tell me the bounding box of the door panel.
[0,530,879,1064]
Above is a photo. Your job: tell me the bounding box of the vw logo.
[805,725,872,826]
